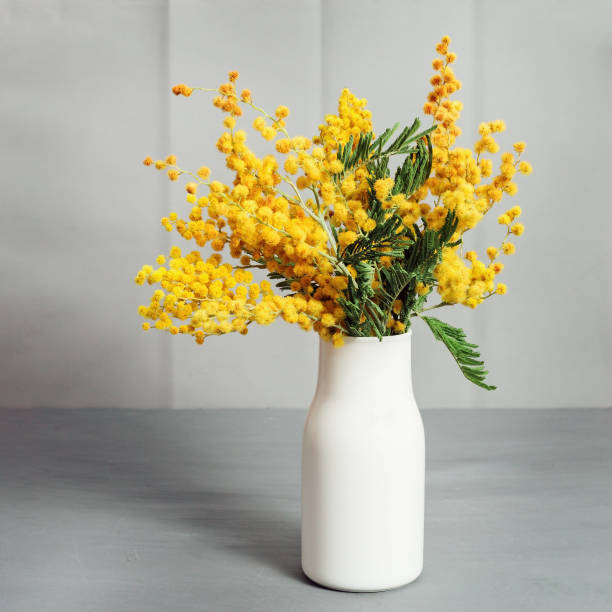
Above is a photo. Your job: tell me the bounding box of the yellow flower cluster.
[419,36,531,306]
[139,71,368,346]
[134,248,346,344]
[137,37,531,346]
[315,89,373,150]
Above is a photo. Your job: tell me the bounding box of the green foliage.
[339,210,411,265]
[334,118,436,199]
[391,136,433,197]
[338,210,459,339]
[329,118,497,390]
[421,316,496,390]
[338,261,388,338]
[335,132,373,178]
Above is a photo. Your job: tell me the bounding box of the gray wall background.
[1,0,611,410]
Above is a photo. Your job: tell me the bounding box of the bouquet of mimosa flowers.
[135,36,531,390]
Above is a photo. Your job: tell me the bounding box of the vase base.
[302,564,423,593]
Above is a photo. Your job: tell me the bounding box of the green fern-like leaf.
[337,261,388,339]
[333,119,436,184]
[340,213,412,265]
[421,316,497,390]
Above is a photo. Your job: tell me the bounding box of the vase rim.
[339,329,412,343]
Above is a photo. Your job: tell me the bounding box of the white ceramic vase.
[301,330,424,592]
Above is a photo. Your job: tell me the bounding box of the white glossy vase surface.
[301,331,424,592]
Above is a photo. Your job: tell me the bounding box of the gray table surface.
[1,408,611,612]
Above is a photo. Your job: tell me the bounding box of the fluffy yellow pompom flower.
[478,123,491,137]
[172,83,192,97]
[496,283,507,295]
[331,332,344,347]
[284,156,299,174]
[415,282,430,296]
[362,218,377,232]
[479,159,493,177]
[197,166,211,179]
[275,105,290,119]
[223,116,236,129]
[374,178,394,202]
[508,205,522,220]
[490,120,506,133]
[435,247,471,304]
[486,246,498,260]
[511,223,524,236]
[338,231,358,248]
[504,182,518,196]
[321,313,336,328]
[261,126,276,141]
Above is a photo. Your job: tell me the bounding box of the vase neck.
[315,332,414,401]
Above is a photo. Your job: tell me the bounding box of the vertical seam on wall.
[319,0,324,124]
[161,0,172,409]
[471,0,485,407]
